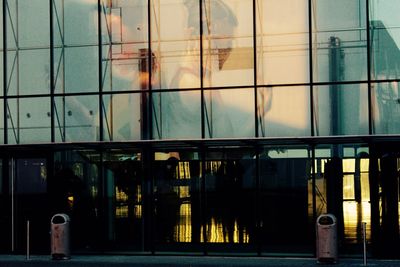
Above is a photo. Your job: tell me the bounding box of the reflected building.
[1,0,400,259]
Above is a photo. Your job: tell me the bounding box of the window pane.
[312,0,367,82]
[103,93,141,141]
[0,0,2,50]
[7,97,51,144]
[205,88,254,138]
[258,86,310,137]
[152,90,201,139]
[151,0,199,90]
[257,0,309,85]
[54,95,99,142]
[17,49,50,95]
[202,0,254,87]
[0,99,3,144]
[102,0,149,92]
[19,0,49,47]
[314,84,369,136]
[0,52,3,97]
[370,0,400,80]
[64,47,99,93]
[372,82,400,134]
[5,1,16,49]
[64,0,98,45]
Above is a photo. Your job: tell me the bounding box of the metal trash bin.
[50,213,70,260]
[316,213,338,263]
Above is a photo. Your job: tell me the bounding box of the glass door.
[12,157,49,254]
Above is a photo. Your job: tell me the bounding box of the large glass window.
[257,86,310,137]
[314,83,369,136]
[54,95,99,142]
[7,97,51,144]
[256,0,309,85]
[312,0,367,83]
[370,0,400,80]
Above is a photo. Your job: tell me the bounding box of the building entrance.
[0,156,49,254]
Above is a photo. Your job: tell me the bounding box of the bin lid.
[51,213,70,224]
[317,214,336,225]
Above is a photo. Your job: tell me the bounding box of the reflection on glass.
[64,0,98,45]
[64,47,99,93]
[201,0,254,87]
[101,0,150,92]
[314,147,372,246]
[370,0,400,80]
[151,0,200,90]
[18,49,50,95]
[19,0,49,47]
[258,86,310,137]
[314,84,369,136]
[257,0,309,85]
[103,94,141,141]
[7,97,51,144]
[372,82,400,134]
[54,95,99,142]
[205,89,254,138]
[312,0,367,82]
[152,91,201,139]
[103,150,143,248]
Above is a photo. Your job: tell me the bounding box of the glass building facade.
[0,0,400,258]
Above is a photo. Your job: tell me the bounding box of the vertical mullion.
[308,0,315,137]
[147,0,152,140]
[3,0,7,144]
[366,0,372,135]
[50,0,55,142]
[200,0,205,139]
[98,0,103,142]
[253,0,258,138]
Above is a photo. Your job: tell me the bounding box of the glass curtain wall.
[1,0,400,142]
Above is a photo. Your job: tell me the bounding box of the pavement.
[1,255,400,267]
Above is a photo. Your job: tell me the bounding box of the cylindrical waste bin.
[51,213,70,260]
[316,213,337,263]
